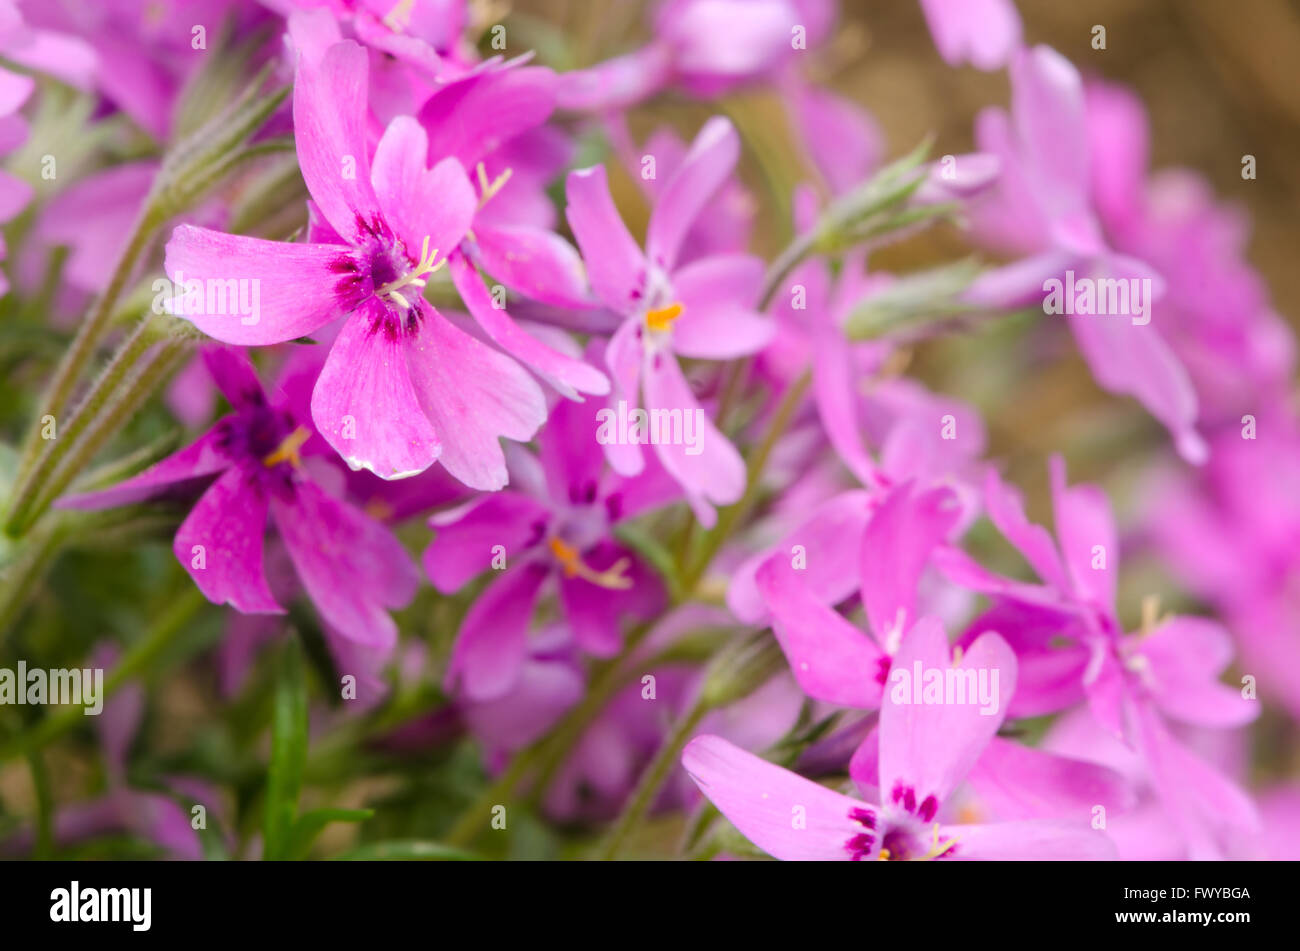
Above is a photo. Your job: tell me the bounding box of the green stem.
[8,205,164,498]
[0,516,73,640]
[0,587,205,762]
[594,698,708,860]
[6,319,192,535]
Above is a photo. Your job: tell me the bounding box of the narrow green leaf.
[263,638,308,860]
[287,807,374,860]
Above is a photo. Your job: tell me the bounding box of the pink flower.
[964,46,1206,463]
[426,396,677,700]
[565,117,775,525]
[58,347,418,657]
[165,40,552,488]
[683,619,1116,860]
[917,0,1022,71]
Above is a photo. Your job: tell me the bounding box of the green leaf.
[330,839,483,861]
[262,638,308,860]
[287,807,374,860]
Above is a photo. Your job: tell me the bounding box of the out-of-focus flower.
[58,347,419,660]
[964,46,1205,463]
[427,396,676,700]
[556,0,835,112]
[917,0,1022,71]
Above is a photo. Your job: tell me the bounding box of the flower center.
[262,426,312,469]
[375,235,441,309]
[645,302,684,332]
[547,537,633,590]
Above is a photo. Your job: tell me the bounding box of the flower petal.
[756,557,886,709]
[272,480,418,649]
[445,562,549,700]
[423,491,552,593]
[371,117,477,266]
[448,251,609,398]
[293,40,381,241]
[310,305,442,480]
[57,428,231,510]
[643,350,745,523]
[860,482,962,645]
[670,253,773,359]
[941,819,1116,860]
[565,165,645,312]
[406,303,547,491]
[879,620,1016,816]
[175,469,280,614]
[682,734,875,861]
[647,116,739,271]
[164,225,346,345]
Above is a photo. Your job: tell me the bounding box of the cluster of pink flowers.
[2,0,1296,861]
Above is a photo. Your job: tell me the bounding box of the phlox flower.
[683,618,1116,860]
[964,45,1206,463]
[555,0,835,112]
[917,0,1022,71]
[425,396,678,700]
[165,40,553,488]
[57,347,418,658]
[936,457,1261,857]
[565,116,775,525]
[1083,78,1295,422]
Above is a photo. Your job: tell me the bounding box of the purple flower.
[683,619,1116,860]
[0,62,32,295]
[58,347,418,655]
[917,0,1022,71]
[565,117,775,525]
[426,396,677,700]
[165,40,556,488]
[964,45,1206,463]
[555,0,835,112]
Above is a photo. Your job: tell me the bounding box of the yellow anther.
[547,537,634,590]
[910,823,959,861]
[476,162,514,208]
[383,0,415,32]
[951,644,964,667]
[876,848,891,861]
[376,235,441,305]
[645,302,684,332]
[263,426,312,469]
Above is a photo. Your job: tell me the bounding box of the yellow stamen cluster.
[645,302,684,332]
[376,235,441,308]
[547,537,634,590]
[262,426,312,469]
[876,824,960,861]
